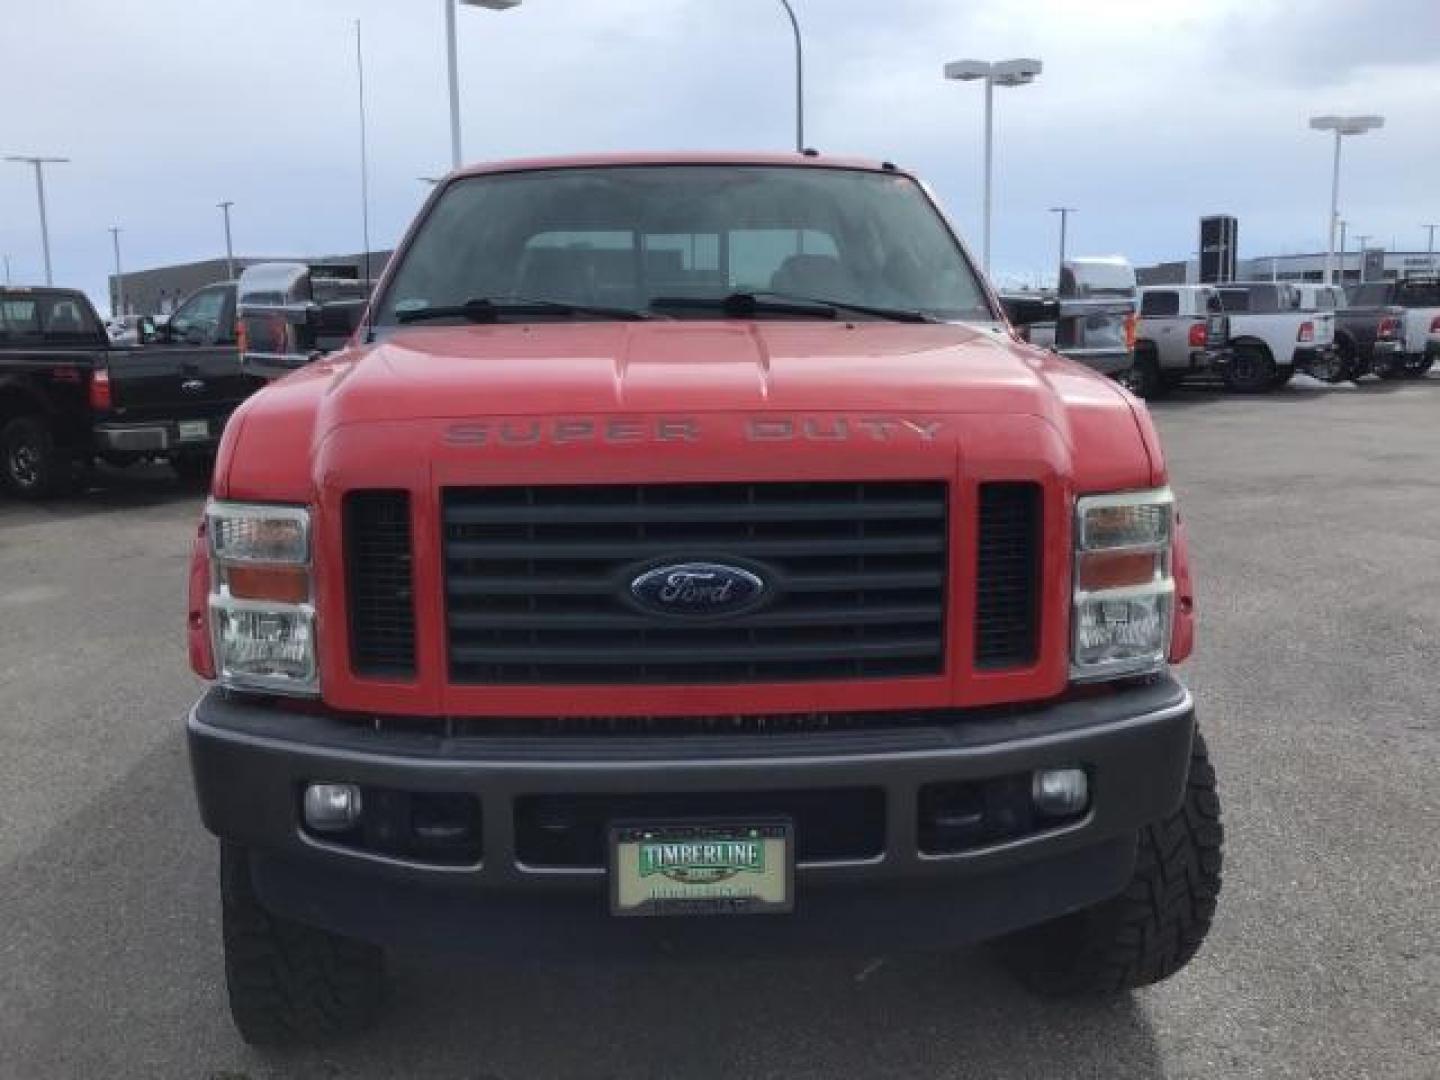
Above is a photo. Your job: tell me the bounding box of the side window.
[1139,291,1179,317]
[0,298,41,339]
[170,287,228,343]
[1217,290,1249,313]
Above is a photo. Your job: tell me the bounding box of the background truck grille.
[974,482,1042,668]
[346,491,416,677]
[441,481,949,685]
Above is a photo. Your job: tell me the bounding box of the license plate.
[610,821,793,917]
[177,420,209,442]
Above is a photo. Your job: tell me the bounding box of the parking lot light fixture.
[217,201,235,282]
[1309,114,1383,287]
[945,59,1043,275]
[1049,207,1076,288]
[5,155,68,286]
[448,0,523,171]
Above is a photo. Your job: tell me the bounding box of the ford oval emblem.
[629,562,768,618]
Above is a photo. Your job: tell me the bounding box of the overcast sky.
[3,0,1438,311]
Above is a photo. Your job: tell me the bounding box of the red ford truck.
[185,152,1222,1045]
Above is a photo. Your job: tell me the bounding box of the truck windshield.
[374,166,993,325]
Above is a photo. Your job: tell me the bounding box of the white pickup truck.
[1129,285,1231,398]
[1216,282,1338,391]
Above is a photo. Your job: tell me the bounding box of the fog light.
[1032,768,1089,817]
[303,783,363,832]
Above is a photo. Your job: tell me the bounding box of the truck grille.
[440,481,949,685]
[345,491,417,677]
[974,482,1041,668]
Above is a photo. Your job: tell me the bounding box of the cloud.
[2,0,1436,311]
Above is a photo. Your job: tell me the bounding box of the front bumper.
[93,417,224,455]
[189,677,1196,957]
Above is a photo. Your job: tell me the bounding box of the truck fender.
[0,374,55,422]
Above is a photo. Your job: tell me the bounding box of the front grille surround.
[441,481,950,685]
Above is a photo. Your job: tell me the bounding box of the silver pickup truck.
[1003,257,1137,382]
[1130,285,1231,398]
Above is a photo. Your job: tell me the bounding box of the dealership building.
[1137,249,1439,287]
[110,250,392,317]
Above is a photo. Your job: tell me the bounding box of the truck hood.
[326,321,1125,420]
[218,321,1162,498]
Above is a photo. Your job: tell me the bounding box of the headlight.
[206,500,318,695]
[1071,487,1174,681]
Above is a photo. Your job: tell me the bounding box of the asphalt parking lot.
[1,377,1437,1079]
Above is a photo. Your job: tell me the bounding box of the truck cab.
[183,153,1221,1045]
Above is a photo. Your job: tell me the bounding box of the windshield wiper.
[649,291,936,324]
[395,296,654,324]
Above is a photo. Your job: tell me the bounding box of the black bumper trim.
[189,677,1193,891]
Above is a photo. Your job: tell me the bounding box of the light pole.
[1337,219,1348,284]
[217,201,235,281]
[2,254,10,286]
[1309,114,1383,287]
[447,0,522,171]
[1423,223,1438,270]
[776,0,804,152]
[944,58,1043,275]
[109,227,125,318]
[5,155,68,286]
[1355,234,1372,283]
[355,19,372,288]
[1049,206,1075,289]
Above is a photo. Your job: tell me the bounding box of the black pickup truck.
[0,286,260,496]
[1341,278,1440,379]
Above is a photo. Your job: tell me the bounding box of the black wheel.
[221,843,386,1046]
[1269,364,1295,389]
[1117,351,1162,399]
[172,452,216,487]
[1,415,73,498]
[1223,343,1275,393]
[1402,353,1435,379]
[1158,371,1187,394]
[998,729,1223,996]
[1334,335,1363,382]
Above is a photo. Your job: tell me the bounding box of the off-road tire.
[1118,351,1162,399]
[1334,335,1364,382]
[1223,343,1275,393]
[998,730,1223,997]
[1269,364,1295,389]
[221,843,386,1046]
[1,414,73,498]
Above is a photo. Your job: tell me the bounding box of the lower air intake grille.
[975,482,1041,668]
[346,490,416,677]
[442,481,949,685]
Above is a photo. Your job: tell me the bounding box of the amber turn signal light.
[1077,549,1158,592]
[225,565,310,604]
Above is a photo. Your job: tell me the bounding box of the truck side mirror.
[1001,296,1060,328]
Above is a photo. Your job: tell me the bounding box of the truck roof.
[450,150,905,180]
